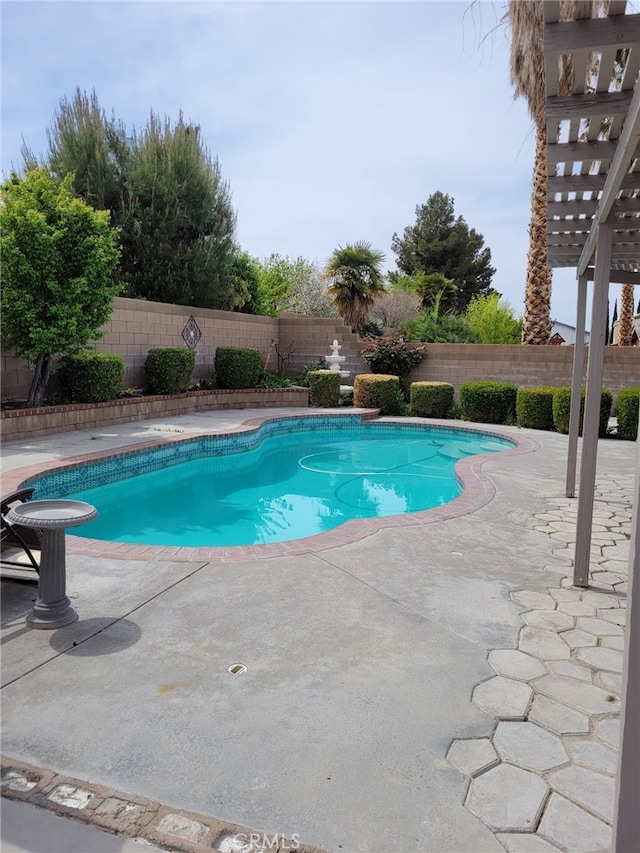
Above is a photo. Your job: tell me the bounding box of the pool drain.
[228,663,247,675]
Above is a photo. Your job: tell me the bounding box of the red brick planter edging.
[0,387,310,441]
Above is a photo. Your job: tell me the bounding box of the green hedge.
[308,370,340,407]
[214,346,262,389]
[459,381,517,424]
[410,381,454,418]
[516,386,558,431]
[552,387,612,438]
[58,352,125,403]
[615,388,640,441]
[353,374,406,415]
[144,347,195,395]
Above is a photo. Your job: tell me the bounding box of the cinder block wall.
[409,343,640,396]
[275,314,368,378]
[1,297,279,397]
[2,298,639,400]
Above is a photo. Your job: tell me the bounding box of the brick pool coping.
[2,412,540,562]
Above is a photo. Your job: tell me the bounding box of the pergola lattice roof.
[543,0,640,281]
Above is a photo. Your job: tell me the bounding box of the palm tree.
[618,284,635,346]
[508,0,551,345]
[324,241,386,331]
[507,1,574,345]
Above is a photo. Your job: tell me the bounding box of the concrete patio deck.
[0,408,632,852]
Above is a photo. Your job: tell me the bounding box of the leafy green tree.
[1,168,121,405]
[464,293,522,344]
[286,259,337,317]
[324,241,386,331]
[227,249,262,314]
[391,191,495,311]
[24,88,237,309]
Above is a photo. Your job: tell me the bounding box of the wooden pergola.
[542,2,639,849]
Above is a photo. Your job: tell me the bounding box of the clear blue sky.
[1,0,623,323]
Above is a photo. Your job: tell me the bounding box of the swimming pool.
[26,416,515,548]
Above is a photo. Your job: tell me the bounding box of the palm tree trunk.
[521,124,552,345]
[618,284,634,346]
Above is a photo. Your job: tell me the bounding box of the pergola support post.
[613,410,640,850]
[573,222,612,588]
[566,274,588,498]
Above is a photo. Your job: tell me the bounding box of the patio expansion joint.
[447,471,630,851]
[0,561,211,690]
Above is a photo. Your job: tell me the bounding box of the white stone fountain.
[326,339,352,394]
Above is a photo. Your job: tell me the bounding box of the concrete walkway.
[0,409,632,852]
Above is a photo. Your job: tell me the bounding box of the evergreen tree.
[24,88,237,309]
[391,191,495,311]
[121,112,236,308]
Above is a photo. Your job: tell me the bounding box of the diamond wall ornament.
[182,316,202,349]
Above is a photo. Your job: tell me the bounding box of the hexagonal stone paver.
[590,570,625,586]
[533,675,620,715]
[596,717,620,748]
[576,616,624,637]
[556,601,596,617]
[472,676,533,720]
[548,588,580,602]
[521,610,574,632]
[581,591,621,609]
[493,722,569,772]
[598,608,626,626]
[575,646,623,673]
[465,763,548,832]
[511,591,556,610]
[560,629,598,650]
[446,738,499,777]
[487,649,547,681]
[598,671,622,695]
[566,740,618,776]
[537,793,611,853]
[548,765,615,823]
[518,627,570,661]
[528,695,589,736]
[495,833,562,853]
[547,660,592,682]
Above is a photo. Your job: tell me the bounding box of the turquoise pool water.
[29,418,514,547]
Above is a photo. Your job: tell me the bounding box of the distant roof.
[543,1,640,283]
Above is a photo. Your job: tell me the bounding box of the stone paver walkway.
[447,472,630,853]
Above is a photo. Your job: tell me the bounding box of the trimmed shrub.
[516,386,558,431]
[353,373,406,415]
[144,347,195,394]
[615,388,640,441]
[410,381,454,418]
[308,370,340,407]
[552,387,612,438]
[214,346,262,389]
[58,352,125,403]
[459,381,517,424]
